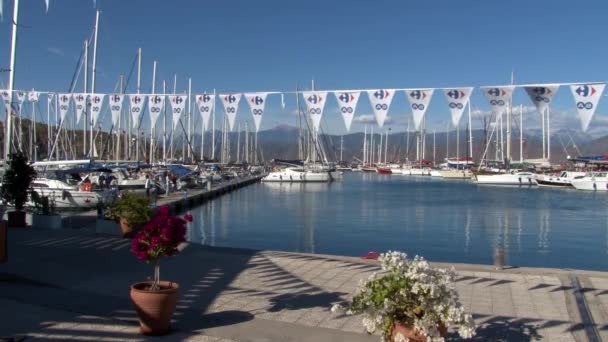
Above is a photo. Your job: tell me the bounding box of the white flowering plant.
[331,251,475,341]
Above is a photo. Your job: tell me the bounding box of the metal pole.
[187,78,192,162]
[468,100,473,160]
[136,47,141,162]
[547,106,551,162]
[212,89,216,160]
[150,60,157,164]
[5,0,20,160]
[83,39,88,157]
[90,10,100,159]
[162,80,167,163]
[541,108,546,160]
[171,74,176,161]
[47,95,51,159]
[520,104,523,164]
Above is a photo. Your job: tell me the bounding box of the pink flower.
[157,206,170,216]
[183,214,193,222]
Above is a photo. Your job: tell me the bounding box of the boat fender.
[593,183,597,190]
[300,175,303,180]
[279,175,282,181]
[61,190,69,200]
[528,178,532,184]
[290,175,293,181]
[518,177,522,184]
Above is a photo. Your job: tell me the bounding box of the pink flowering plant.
[131,206,192,290]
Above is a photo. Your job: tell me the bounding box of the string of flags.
[0,82,605,134]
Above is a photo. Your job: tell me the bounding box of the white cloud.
[46,47,64,56]
[353,114,394,125]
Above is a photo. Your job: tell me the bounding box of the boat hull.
[475,174,538,186]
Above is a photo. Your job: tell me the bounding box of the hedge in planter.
[0,152,36,227]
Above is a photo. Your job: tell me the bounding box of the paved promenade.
[1,228,608,341]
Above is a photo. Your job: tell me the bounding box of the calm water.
[186,173,608,271]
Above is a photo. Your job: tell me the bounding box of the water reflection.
[185,173,608,271]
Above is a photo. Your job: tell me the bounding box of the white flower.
[394,332,409,342]
[330,304,343,313]
[362,316,377,333]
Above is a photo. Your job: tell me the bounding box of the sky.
[1,0,608,137]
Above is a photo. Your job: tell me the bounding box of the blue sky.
[2,0,608,136]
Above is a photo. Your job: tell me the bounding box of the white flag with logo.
[524,85,559,116]
[302,91,328,132]
[109,94,124,127]
[129,94,146,129]
[196,94,214,131]
[1,90,10,113]
[73,93,87,124]
[148,95,164,128]
[89,94,105,125]
[15,91,25,114]
[481,86,514,116]
[334,91,360,132]
[443,88,473,127]
[405,89,434,131]
[57,93,72,122]
[245,93,268,132]
[367,89,395,128]
[169,95,187,130]
[27,91,40,103]
[570,83,606,132]
[220,94,241,131]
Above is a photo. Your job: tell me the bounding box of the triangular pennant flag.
[481,86,514,116]
[73,93,87,124]
[443,87,473,127]
[148,94,164,128]
[302,91,328,132]
[570,83,606,132]
[219,93,241,131]
[244,93,268,132]
[109,94,124,127]
[334,91,360,132]
[525,85,559,116]
[405,89,434,131]
[57,93,72,122]
[27,90,40,103]
[196,94,214,131]
[367,89,395,128]
[89,93,105,125]
[169,95,187,130]
[129,94,146,129]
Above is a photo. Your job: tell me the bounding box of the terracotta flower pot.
[391,321,447,342]
[120,218,135,238]
[7,211,26,227]
[130,281,179,335]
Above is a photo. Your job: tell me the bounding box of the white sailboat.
[475,171,537,186]
[570,172,608,191]
[536,171,586,188]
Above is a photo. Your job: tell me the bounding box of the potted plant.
[28,191,62,229]
[129,206,191,335]
[0,152,37,227]
[108,192,152,238]
[331,251,476,342]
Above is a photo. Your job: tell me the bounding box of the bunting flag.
[219,93,241,131]
[244,93,268,132]
[443,88,473,127]
[89,93,105,125]
[148,94,164,128]
[196,94,214,131]
[570,83,606,132]
[47,93,54,106]
[524,85,559,116]
[481,86,514,116]
[302,91,328,132]
[27,91,40,102]
[129,94,146,129]
[334,91,360,132]
[109,94,124,127]
[405,89,434,131]
[73,93,87,124]
[57,93,72,122]
[169,95,187,130]
[1,90,10,113]
[367,89,395,128]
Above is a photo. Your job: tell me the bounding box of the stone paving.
[1,228,607,341]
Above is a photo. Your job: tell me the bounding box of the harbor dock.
[2,227,607,341]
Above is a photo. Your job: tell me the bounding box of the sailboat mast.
[520,104,523,164]
[150,61,157,164]
[136,48,142,163]
[468,100,473,160]
[90,9,100,159]
[83,39,88,158]
[162,80,167,163]
[4,0,19,160]
[211,88,216,161]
